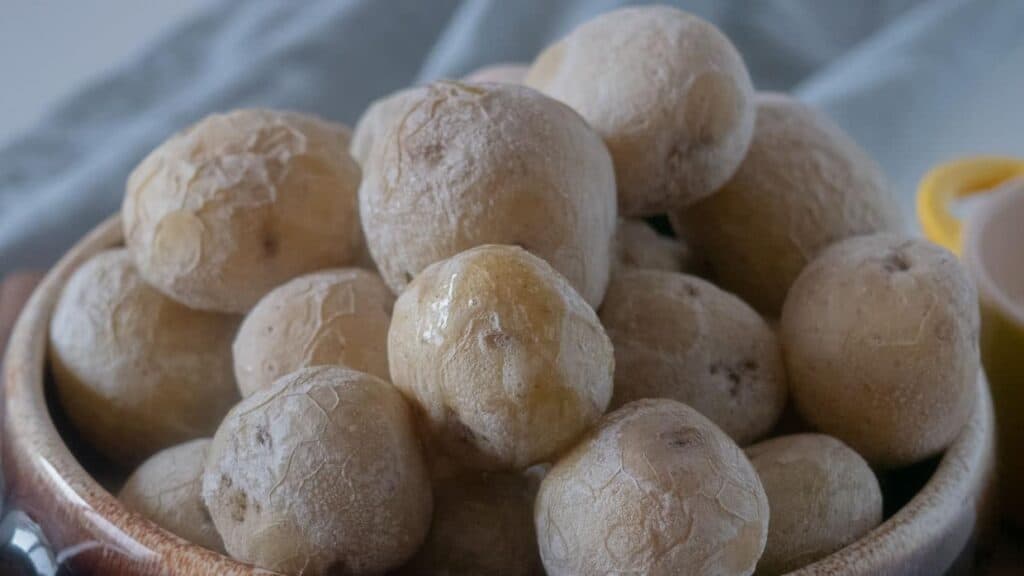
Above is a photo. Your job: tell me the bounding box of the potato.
[615,218,689,273]
[123,109,362,313]
[781,234,979,468]
[202,366,431,575]
[388,245,614,470]
[119,439,224,552]
[349,87,420,167]
[399,470,543,576]
[599,269,786,445]
[673,93,902,315]
[535,399,769,576]
[463,62,529,84]
[49,250,238,464]
[526,5,754,216]
[359,81,617,307]
[232,268,394,397]
[746,434,883,575]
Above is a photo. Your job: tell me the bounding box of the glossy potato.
[388,245,614,470]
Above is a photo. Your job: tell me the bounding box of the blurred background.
[1,0,1023,278]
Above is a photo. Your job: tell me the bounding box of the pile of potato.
[47,5,980,575]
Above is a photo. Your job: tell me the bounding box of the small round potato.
[535,399,769,576]
[119,439,224,552]
[463,62,529,84]
[599,269,786,445]
[232,268,394,397]
[399,471,543,576]
[781,234,979,468]
[526,5,754,215]
[673,93,902,315]
[746,434,883,575]
[359,81,617,307]
[203,366,431,575]
[349,87,420,167]
[388,245,614,470]
[615,219,689,273]
[123,109,363,313]
[49,250,238,464]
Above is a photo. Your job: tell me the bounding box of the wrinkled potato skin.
[464,63,529,84]
[388,245,614,470]
[202,366,431,575]
[119,439,224,553]
[350,87,421,167]
[614,219,689,273]
[398,471,543,576]
[673,93,902,315]
[123,109,363,313]
[600,269,786,445]
[49,250,238,464]
[233,268,394,397]
[526,6,754,216]
[535,399,769,576]
[781,234,979,468]
[746,434,882,575]
[359,81,617,307]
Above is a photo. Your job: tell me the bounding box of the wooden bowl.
[2,217,997,575]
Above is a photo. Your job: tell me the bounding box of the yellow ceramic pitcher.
[918,156,1024,525]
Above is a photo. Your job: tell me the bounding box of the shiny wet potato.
[388,245,614,470]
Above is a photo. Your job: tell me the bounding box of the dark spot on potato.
[404,271,414,284]
[483,331,512,348]
[660,428,699,449]
[684,284,698,298]
[256,425,271,448]
[262,232,280,257]
[229,488,248,522]
[882,250,911,273]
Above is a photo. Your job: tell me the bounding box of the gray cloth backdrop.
[2,0,1023,277]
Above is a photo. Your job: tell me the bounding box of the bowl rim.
[2,215,996,575]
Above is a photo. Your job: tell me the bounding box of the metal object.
[0,508,59,576]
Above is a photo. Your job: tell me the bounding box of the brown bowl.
[2,216,997,575]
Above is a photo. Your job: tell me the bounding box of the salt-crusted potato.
[119,439,224,553]
[781,234,979,468]
[359,81,617,307]
[399,471,543,576]
[746,434,883,575]
[599,269,786,445]
[123,109,362,313]
[464,62,529,84]
[526,5,754,216]
[49,250,238,464]
[232,268,394,397]
[388,245,614,470]
[202,366,431,575]
[615,218,689,272]
[535,399,769,576]
[349,87,420,167]
[673,93,902,315]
